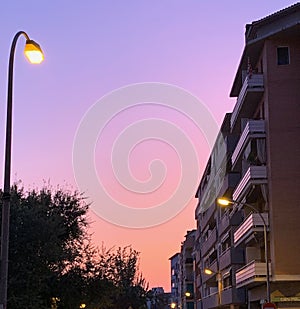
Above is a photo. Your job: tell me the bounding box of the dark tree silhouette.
[0,184,148,309]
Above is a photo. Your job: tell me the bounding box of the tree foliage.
[0,185,148,309]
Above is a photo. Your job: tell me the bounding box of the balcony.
[218,172,241,200]
[219,215,230,236]
[232,166,267,201]
[185,272,194,282]
[218,210,244,236]
[236,260,271,288]
[202,292,218,309]
[234,213,268,246]
[202,260,218,283]
[231,74,264,130]
[221,287,246,305]
[195,251,201,264]
[232,120,266,167]
[201,228,217,256]
[219,247,244,270]
[200,204,216,231]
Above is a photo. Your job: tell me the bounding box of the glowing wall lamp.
[1,31,44,309]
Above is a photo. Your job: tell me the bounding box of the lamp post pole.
[217,198,271,303]
[0,31,44,309]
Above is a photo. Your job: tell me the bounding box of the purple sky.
[0,1,297,290]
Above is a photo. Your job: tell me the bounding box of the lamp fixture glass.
[204,268,214,275]
[217,197,232,207]
[24,40,44,64]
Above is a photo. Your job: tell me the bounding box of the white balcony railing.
[232,120,266,166]
[234,213,269,244]
[236,260,271,288]
[233,166,267,201]
[231,74,264,128]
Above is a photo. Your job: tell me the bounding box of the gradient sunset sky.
[0,1,297,291]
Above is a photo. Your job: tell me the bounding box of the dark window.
[187,303,194,309]
[277,46,290,65]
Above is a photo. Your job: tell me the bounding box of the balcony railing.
[195,251,201,264]
[219,247,244,270]
[202,292,218,309]
[202,260,218,283]
[219,215,230,236]
[236,260,271,288]
[231,74,264,129]
[232,120,266,166]
[233,166,267,201]
[200,204,216,231]
[221,287,246,305]
[201,228,217,256]
[234,213,269,245]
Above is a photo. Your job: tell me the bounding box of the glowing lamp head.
[170,303,176,308]
[217,197,232,207]
[185,292,191,297]
[204,268,213,275]
[24,40,44,64]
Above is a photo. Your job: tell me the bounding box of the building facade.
[170,230,196,309]
[170,253,181,307]
[171,3,300,309]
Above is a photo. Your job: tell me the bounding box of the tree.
[0,184,149,308]
[83,245,148,309]
[104,246,149,309]
[1,184,89,309]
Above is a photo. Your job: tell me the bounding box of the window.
[277,46,290,65]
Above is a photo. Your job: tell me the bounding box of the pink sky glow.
[0,1,297,291]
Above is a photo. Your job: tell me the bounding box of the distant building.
[170,253,181,307]
[147,287,172,309]
[170,230,196,309]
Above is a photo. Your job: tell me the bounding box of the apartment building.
[193,3,300,309]
[170,253,181,307]
[170,230,196,309]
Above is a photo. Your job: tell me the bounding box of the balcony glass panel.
[232,120,266,166]
[231,74,264,129]
[234,213,268,245]
[236,260,271,287]
[233,166,267,201]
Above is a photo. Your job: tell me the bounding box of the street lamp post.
[217,198,271,303]
[1,31,44,309]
